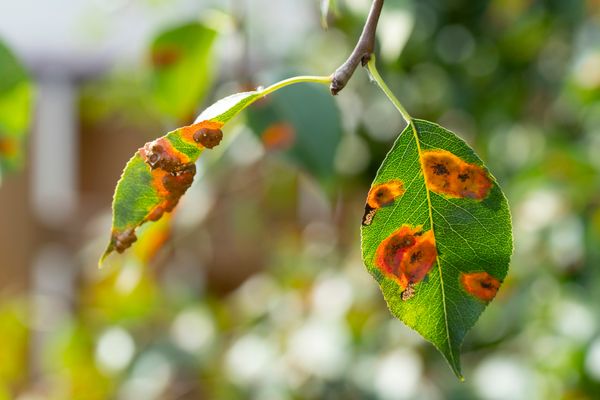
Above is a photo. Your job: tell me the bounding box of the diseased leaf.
[100,79,329,264]
[0,39,33,180]
[149,22,217,123]
[247,82,342,179]
[361,119,512,378]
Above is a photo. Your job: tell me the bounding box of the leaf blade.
[361,119,512,377]
[101,78,330,265]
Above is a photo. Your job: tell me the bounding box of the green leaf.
[320,0,337,28]
[0,38,33,179]
[149,22,217,123]
[361,119,512,378]
[100,76,331,264]
[247,82,342,179]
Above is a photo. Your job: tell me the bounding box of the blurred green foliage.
[2,0,600,399]
[0,38,33,180]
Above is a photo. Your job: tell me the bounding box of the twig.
[330,0,384,95]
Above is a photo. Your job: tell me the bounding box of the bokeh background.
[1,0,600,399]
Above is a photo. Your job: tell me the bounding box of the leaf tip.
[98,245,113,268]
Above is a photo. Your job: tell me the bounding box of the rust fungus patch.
[422,149,492,200]
[139,138,191,173]
[401,283,416,301]
[362,180,405,226]
[193,127,223,149]
[460,271,501,302]
[261,122,295,151]
[148,163,196,223]
[111,228,138,254]
[180,120,224,146]
[374,225,437,291]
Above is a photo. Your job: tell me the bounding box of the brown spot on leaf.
[460,271,501,302]
[422,150,492,200]
[401,283,416,301]
[362,180,405,226]
[362,205,377,226]
[140,138,191,173]
[180,120,224,145]
[193,127,223,149]
[374,225,437,290]
[261,122,295,151]
[111,228,138,253]
[146,206,165,222]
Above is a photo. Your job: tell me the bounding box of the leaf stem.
[260,75,332,97]
[365,56,412,125]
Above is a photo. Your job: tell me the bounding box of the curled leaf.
[100,76,331,264]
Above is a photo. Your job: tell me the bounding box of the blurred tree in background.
[0,0,599,399]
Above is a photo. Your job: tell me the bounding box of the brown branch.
[330,0,384,95]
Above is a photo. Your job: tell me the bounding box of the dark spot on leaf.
[161,164,196,212]
[112,228,137,253]
[401,283,416,301]
[141,138,190,173]
[410,251,422,263]
[432,163,449,176]
[362,205,377,226]
[193,127,223,149]
[147,206,165,222]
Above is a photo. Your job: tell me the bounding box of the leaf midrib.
[409,120,458,374]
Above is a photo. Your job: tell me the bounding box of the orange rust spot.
[374,225,437,291]
[422,150,492,200]
[362,180,405,226]
[367,180,405,209]
[139,137,191,172]
[261,123,295,151]
[460,271,501,302]
[151,45,182,67]
[180,120,224,144]
[146,163,196,223]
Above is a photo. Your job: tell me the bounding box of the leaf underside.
[361,119,512,378]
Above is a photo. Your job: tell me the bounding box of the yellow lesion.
[422,149,492,200]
